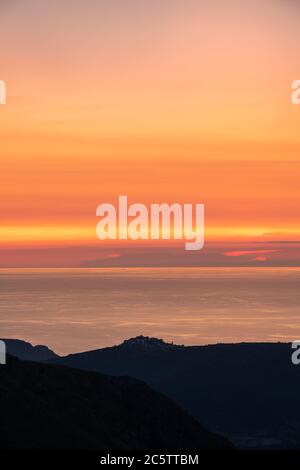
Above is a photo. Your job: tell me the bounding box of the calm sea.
[0,267,299,354]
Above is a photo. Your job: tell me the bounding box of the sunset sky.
[0,0,300,266]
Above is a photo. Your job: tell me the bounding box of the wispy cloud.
[224,249,279,257]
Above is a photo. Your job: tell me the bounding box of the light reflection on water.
[0,267,299,354]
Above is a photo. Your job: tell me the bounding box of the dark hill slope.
[0,355,231,450]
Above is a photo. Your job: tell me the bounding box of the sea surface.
[0,267,299,354]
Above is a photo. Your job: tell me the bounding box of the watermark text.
[96,196,204,251]
[291,80,300,105]
[0,340,6,365]
[0,80,6,105]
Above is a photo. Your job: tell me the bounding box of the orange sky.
[0,0,300,266]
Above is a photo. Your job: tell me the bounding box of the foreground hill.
[50,336,300,448]
[0,354,230,449]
